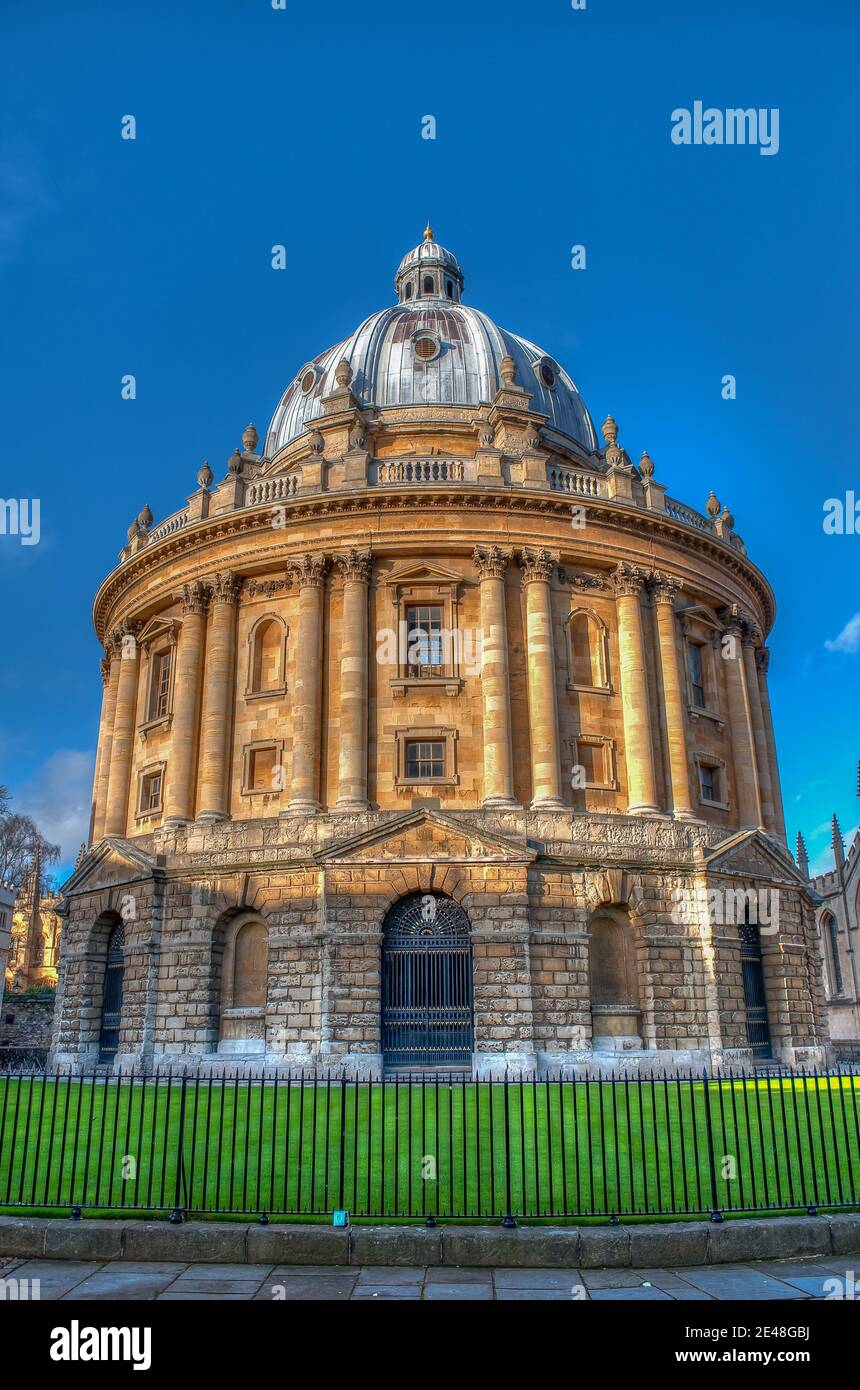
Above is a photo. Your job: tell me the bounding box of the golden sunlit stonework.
[52,232,828,1075]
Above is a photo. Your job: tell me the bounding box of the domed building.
[53,228,828,1074]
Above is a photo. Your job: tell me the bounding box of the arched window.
[822,912,844,995]
[567,610,609,690]
[247,616,286,697]
[446,279,453,298]
[219,915,268,1054]
[423,274,435,295]
[405,281,413,299]
[98,919,125,1063]
[588,908,642,1050]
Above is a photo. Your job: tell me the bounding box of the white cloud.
[10,748,95,879]
[824,612,860,654]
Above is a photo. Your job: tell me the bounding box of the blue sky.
[1,0,857,879]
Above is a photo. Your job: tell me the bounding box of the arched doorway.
[739,917,771,1059]
[98,920,125,1063]
[381,892,473,1069]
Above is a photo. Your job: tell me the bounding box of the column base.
[162,815,192,828]
[529,796,565,811]
[627,803,664,816]
[482,796,521,811]
[334,799,371,812]
[282,801,322,816]
[196,810,230,824]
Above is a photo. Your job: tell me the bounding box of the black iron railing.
[0,1069,858,1224]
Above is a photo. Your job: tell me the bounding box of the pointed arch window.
[822,912,844,995]
[566,609,611,692]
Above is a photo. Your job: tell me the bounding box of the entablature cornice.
[92,486,775,640]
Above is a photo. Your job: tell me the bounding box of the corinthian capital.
[107,617,140,659]
[176,580,210,616]
[209,570,242,605]
[518,546,558,585]
[609,561,648,598]
[756,645,770,675]
[335,548,372,584]
[473,544,512,580]
[288,552,329,589]
[650,570,684,605]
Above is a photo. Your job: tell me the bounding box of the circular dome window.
[298,364,318,394]
[412,332,440,362]
[538,358,557,389]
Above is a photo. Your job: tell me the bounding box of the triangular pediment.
[60,837,159,897]
[316,810,535,865]
[705,828,811,889]
[382,561,466,589]
[137,615,178,649]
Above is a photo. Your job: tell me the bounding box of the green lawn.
[1,1074,858,1222]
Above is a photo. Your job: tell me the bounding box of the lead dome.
[266,227,597,456]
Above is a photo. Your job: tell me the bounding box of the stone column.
[611,563,659,814]
[720,615,763,828]
[742,629,775,832]
[519,547,563,810]
[197,570,241,821]
[164,581,210,825]
[474,545,517,808]
[755,646,787,842]
[651,573,694,819]
[103,622,141,837]
[287,553,329,814]
[335,549,371,811]
[91,652,120,842]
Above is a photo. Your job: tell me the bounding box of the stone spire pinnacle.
[832,814,846,868]
[795,832,809,877]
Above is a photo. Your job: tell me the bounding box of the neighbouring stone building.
[0,882,15,1011]
[52,228,828,1075]
[4,863,63,994]
[797,770,860,1059]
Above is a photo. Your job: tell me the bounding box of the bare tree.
[0,785,61,888]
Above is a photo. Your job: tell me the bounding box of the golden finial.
[423,222,434,242]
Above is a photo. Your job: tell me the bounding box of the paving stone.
[60,1271,181,1301]
[493,1268,583,1289]
[425,1265,493,1283]
[355,1266,425,1285]
[779,1273,853,1297]
[424,1283,493,1300]
[581,1268,653,1289]
[351,1286,423,1300]
[590,1286,672,1300]
[676,1267,811,1300]
[496,1288,574,1300]
[255,1277,356,1301]
[171,1263,272,1281]
[268,1263,357,1280]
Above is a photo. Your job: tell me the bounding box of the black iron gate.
[739,919,771,1060]
[98,922,125,1063]
[381,892,473,1069]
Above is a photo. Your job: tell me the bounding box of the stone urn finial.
[638,449,654,480]
[242,423,258,454]
[499,355,517,387]
[137,503,153,531]
[228,448,244,476]
[198,459,213,490]
[335,358,353,388]
[602,414,618,447]
[705,490,721,518]
[720,504,734,532]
